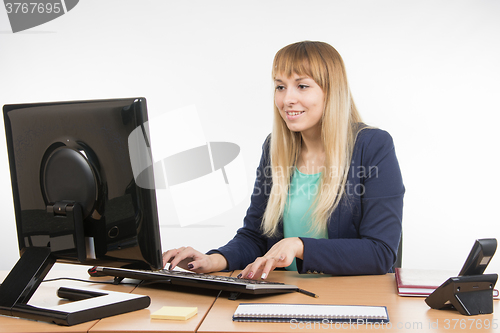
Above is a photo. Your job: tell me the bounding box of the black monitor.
[0,97,163,325]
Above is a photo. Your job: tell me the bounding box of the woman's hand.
[162,247,228,273]
[238,237,304,280]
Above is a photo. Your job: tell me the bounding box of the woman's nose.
[283,88,298,106]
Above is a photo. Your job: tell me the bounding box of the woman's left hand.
[238,237,304,280]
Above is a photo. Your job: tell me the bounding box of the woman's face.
[274,72,325,138]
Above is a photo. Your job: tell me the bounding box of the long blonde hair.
[262,41,366,237]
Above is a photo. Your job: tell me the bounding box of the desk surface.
[198,271,499,333]
[88,274,228,333]
[1,267,499,333]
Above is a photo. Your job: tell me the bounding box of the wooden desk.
[2,268,499,332]
[89,276,227,333]
[198,271,500,333]
[0,264,136,333]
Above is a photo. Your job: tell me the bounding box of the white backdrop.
[0,0,499,275]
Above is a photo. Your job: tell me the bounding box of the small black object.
[228,292,241,300]
[425,274,497,315]
[113,276,125,285]
[425,238,498,316]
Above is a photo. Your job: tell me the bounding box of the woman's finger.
[260,256,278,280]
[240,257,266,279]
[167,247,197,270]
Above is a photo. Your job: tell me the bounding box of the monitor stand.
[0,246,150,326]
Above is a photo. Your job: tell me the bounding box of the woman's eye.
[275,85,285,91]
[298,84,309,89]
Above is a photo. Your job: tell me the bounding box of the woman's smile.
[274,73,325,136]
[285,110,305,119]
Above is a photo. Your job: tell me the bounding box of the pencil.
[298,288,319,298]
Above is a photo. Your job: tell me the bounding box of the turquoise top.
[283,168,327,271]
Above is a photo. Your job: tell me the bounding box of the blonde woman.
[163,41,404,279]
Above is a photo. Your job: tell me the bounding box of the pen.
[298,288,319,298]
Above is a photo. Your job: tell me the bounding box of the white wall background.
[0,0,499,275]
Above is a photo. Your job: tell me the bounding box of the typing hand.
[238,237,304,280]
[162,246,227,273]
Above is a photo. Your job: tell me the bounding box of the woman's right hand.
[162,246,228,273]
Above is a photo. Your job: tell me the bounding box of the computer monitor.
[0,97,163,325]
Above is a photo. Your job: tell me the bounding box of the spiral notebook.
[232,303,389,323]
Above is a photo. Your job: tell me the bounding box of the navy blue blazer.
[208,128,404,275]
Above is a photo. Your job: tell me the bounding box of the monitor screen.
[3,97,163,270]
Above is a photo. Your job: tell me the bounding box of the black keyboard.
[95,266,299,296]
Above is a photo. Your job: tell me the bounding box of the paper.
[151,306,198,320]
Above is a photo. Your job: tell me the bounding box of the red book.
[395,268,499,298]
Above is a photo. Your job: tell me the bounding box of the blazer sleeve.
[296,129,405,275]
[206,136,273,270]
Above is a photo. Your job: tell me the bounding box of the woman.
[163,41,404,279]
